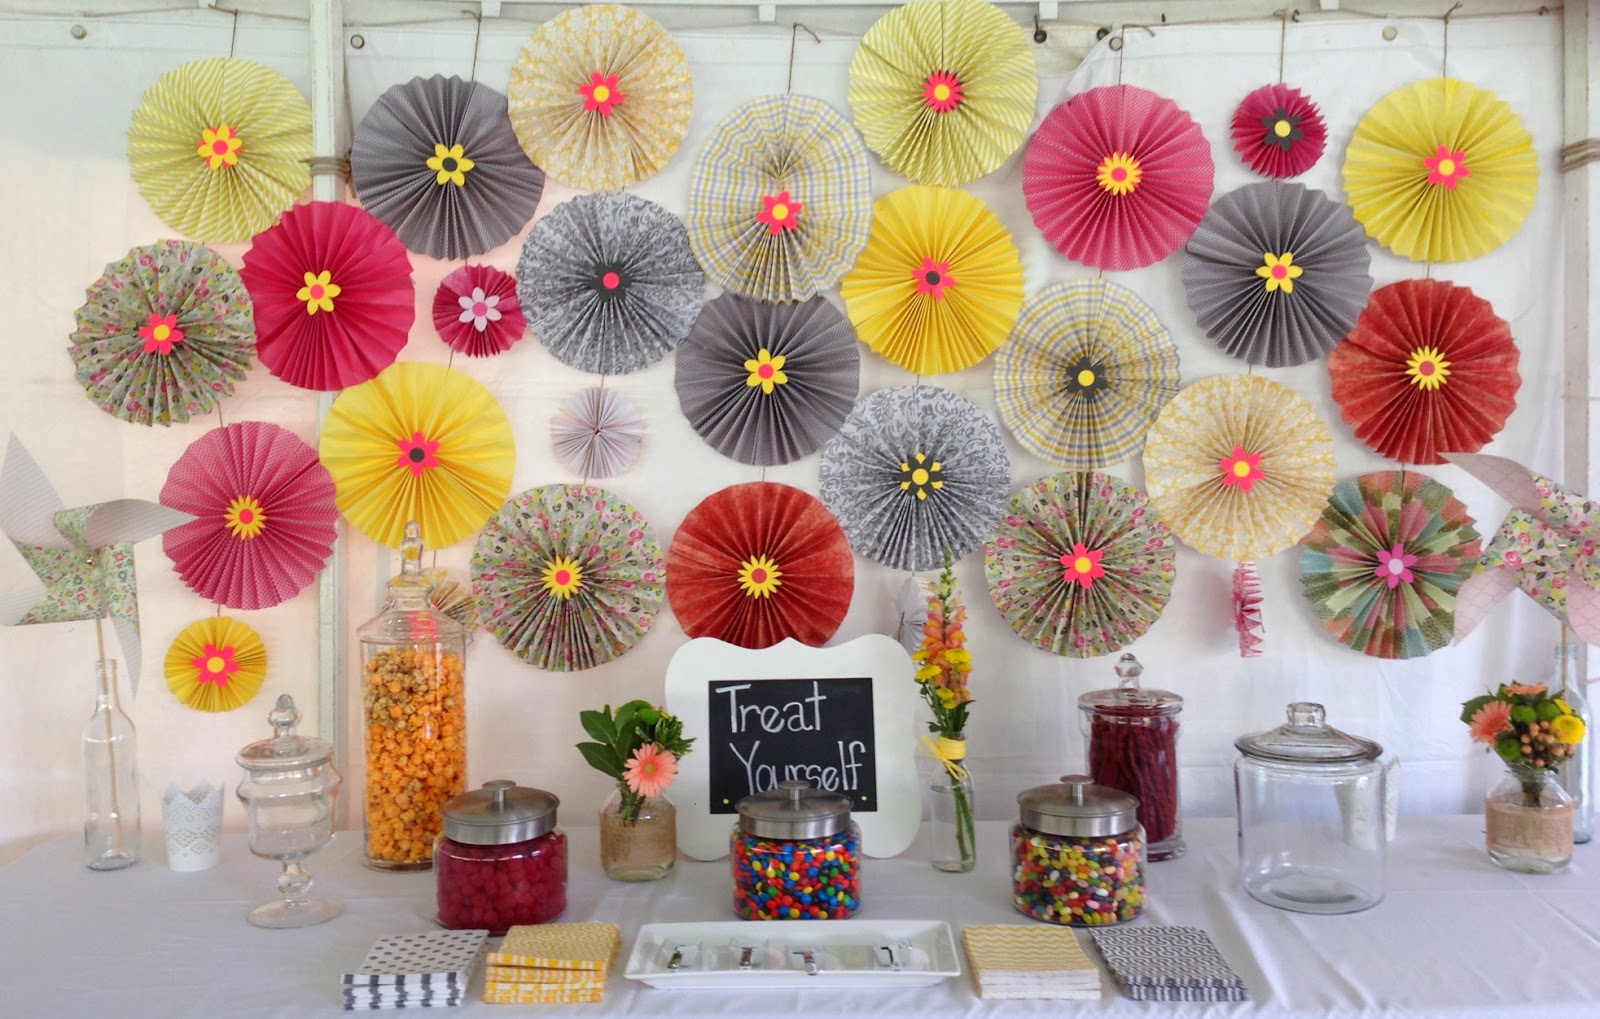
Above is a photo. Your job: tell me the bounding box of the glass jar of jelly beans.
[732,780,860,920]
[435,780,566,934]
[1010,775,1144,926]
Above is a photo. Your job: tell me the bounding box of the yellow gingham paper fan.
[1342,78,1536,263]
[839,185,1024,375]
[507,4,692,191]
[164,616,267,713]
[127,57,312,243]
[847,0,1038,186]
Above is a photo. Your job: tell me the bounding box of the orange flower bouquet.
[911,552,976,870]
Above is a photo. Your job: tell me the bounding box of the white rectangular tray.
[624,919,961,990]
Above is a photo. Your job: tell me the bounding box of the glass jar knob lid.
[236,694,333,771]
[1234,702,1383,764]
[442,780,559,845]
[736,780,851,840]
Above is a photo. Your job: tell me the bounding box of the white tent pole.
[1562,0,1595,676]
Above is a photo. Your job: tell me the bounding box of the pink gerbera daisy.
[623,743,678,798]
[1467,700,1513,744]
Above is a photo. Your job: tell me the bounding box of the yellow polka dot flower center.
[1404,345,1452,390]
[426,143,475,187]
[1255,252,1303,294]
[738,554,783,598]
[541,555,584,599]
[1095,152,1143,196]
[223,494,267,540]
[297,270,341,315]
[743,348,789,394]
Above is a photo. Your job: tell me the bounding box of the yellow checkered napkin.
[488,923,621,971]
[481,982,604,1005]
[484,965,607,987]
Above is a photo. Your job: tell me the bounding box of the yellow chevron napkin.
[961,924,1102,1000]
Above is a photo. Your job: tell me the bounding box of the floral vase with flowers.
[911,553,977,872]
[577,700,694,881]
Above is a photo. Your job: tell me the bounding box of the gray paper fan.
[516,192,706,375]
[1181,182,1372,367]
[350,75,544,261]
[676,295,860,467]
[819,385,1011,572]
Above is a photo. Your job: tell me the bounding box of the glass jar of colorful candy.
[1079,652,1184,860]
[435,780,566,934]
[1010,775,1144,926]
[731,780,860,920]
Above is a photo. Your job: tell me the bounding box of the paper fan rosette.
[1299,471,1481,659]
[1023,85,1214,272]
[1143,375,1336,562]
[839,186,1023,375]
[1182,182,1373,367]
[160,421,337,610]
[1327,279,1520,465]
[994,279,1179,471]
[318,362,515,549]
[551,388,643,479]
[819,385,1012,572]
[127,57,312,243]
[517,192,704,375]
[471,485,664,671]
[666,482,854,650]
[240,201,415,391]
[164,616,267,713]
[686,94,872,302]
[846,0,1037,187]
[1343,78,1537,262]
[432,264,526,358]
[506,4,692,191]
[69,239,255,427]
[1231,83,1327,179]
[986,472,1175,658]
[677,295,860,467]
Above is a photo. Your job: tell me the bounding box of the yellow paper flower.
[1404,345,1452,391]
[1256,251,1303,294]
[1552,714,1586,745]
[737,554,783,598]
[297,270,340,315]
[743,349,788,394]
[223,494,267,540]
[1096,152,1143,196]
[426,142,475,187]
[197,124,242,170]
[541,555,584,599]
[898,452,944,501]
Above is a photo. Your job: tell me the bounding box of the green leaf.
[614,701,641,743]
[580,708,617,744]
[1459,694,1494,724]
[577,741,624,779]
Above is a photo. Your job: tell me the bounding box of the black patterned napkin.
[1090,926,1249,1003]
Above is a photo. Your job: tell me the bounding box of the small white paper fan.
[552,388,643,479]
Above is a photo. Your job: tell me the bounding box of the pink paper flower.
[756,190,803,234]
[1059,543,1105,589]
[456,287,502,332]
[395,431,441,477]
[579,71,623,116]
[623,743,677,798]
[1372,543,1418,589]
[921,70,963,113]
[1468,699,1513,744]
[189,642,239,686]
[1424,145,1469,190]
[1218,446,1265,492]
[914,257,953,299]
[139,313,185,355]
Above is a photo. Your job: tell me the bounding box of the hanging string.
[466,10,483,83]
[1426,5,1460,283]
[1276,10,1287,84]
[785,23,820,94]
[228,8,239,58]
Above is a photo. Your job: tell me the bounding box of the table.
[2,817,1597,1018]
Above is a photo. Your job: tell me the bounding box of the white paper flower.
[457,287,503,331]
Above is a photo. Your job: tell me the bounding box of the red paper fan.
[432,264,526,358]
[666,481,854,650]
[1230,83,1326,179]
[240,201,415,391]
[1327,279,1520,466]
[1023,84,1214,272]
[160,421,338,610]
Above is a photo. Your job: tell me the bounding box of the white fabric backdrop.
[0,8,1577,863]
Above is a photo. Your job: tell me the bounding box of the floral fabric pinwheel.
[431,264,526,358]
[1230,83,1327,179]
[164,616,268,712]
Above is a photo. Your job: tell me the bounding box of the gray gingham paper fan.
[350,75,544,261]
[676,295,860,467]
[1182,182,1372,367]
[516,192,706,375]
[819,385,1011,572]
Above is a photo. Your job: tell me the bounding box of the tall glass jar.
[84,658,140,871]
[1486,763,1573,873]
[928,734,976,873]
[1079,653,1183,860]
[356,521,467,871]
[1553,637,1592,844]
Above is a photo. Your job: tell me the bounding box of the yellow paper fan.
[318,362,515,550]
[847,0,1038,186]
[127,57,312,243]
[1342,77,1536,263]
[839,185,1024,375]
[164,616,267,713]
[506,4,693,191]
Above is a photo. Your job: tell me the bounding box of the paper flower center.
[1405,345,1452,390]
[541,555,584,599]
[594,267,627,299]
[297,270,341,315]
[1424,145,1470,189]
[190,642,239,686]
[898,452,944,500]
[580,72,623,116]
[914,257,953,299]
[1218,445,1264,493]
[743,348,789,394]
[1256,252,1303,294]
[757,190,803,235]
[1260,109,1303,151]
[922,70,964,113]
[427,143,475,187]
[223,495,268,540]
[197,125,242,170]
[1373,543,1418,589]
[738,554,784,598]
[457,288,502,330]
[1095,152,1143,196]
[394,431,441,477]
[1065,355,1109,400]
[1059,542,1106,589]
[139,313,185,355]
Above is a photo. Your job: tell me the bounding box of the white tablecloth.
[2,817,1597,1018]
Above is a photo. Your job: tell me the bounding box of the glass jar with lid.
[356,520,467,871]
[1079,653,1184,860]
[1234,702,1386,914]
[1010,775,1145,926]
[435,780,566,933]
[731,780,861,920]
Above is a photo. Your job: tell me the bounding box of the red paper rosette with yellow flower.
[164,616,268,713]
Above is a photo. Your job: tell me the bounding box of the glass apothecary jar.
[357,521,467,871]
[435,780,567,933]
[732,780,860,920]
[1010,775,1145,926]
[1234,702,1385,914]
[1079,653,1184,860]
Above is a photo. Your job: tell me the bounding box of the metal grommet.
[349,33,366,49]
[1382,25,1398,41]
[69,24,87,40]
[1095,26,1110,40]
[1108,35,1123,51]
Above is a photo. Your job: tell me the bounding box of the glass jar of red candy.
[731,780,860,920]
[1011,776,1144,926]
[435,780,565,934]
[1079,652,1184,861]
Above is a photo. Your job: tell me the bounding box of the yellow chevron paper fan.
[164,616,268,713]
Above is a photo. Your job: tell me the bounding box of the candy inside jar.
[731,780,860,920]
[435,780,566,934]
[1011,775,1145,926]
[1079,653,1184,861]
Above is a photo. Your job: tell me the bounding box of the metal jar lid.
[441,780,559,846]
[1017,775,1139,838]
[736,780,851,840]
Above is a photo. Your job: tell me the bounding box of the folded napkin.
[342,929,487,1010]
[1090,926,1249,1002]
[961,924,1102,1001]
[482,923,621,1006]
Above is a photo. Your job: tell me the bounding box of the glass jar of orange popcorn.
[356,521,467,871]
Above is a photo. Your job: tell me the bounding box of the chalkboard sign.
[706,677,877,814]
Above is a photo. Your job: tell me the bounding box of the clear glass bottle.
[436,780,567,932]
[1553,637,1592,844]
[1486,763,1573,873]
[1010,775,1145,926]
[599,784,677,881]
[1079,653,1184,860]
[84,658,140,871]
[732,781,861,920]
[929,734,976,872]
[356,521,467,871]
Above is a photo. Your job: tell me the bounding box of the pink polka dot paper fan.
[432,264,527,358]
[1230,83,1327,179]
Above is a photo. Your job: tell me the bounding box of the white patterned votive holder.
[162,782,224,872]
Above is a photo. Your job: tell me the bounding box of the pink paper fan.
[160,421,338,610]
[240,201,415,391]
[1230,83,1326,179]
[1023,84,1214,272]
[432,264,527,358]
[1233,560,1264,658]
